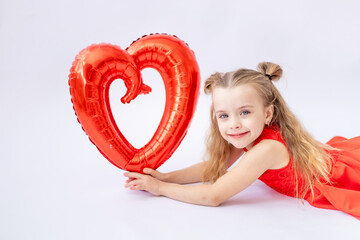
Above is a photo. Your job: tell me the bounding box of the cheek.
[249,114,265,126]
[249,116,266,134]
[217,121,227,137]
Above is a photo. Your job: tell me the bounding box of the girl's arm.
[141,145,244,184]
[125,140,288,206]
[160,162,207,184]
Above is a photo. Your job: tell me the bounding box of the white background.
[1,0,360,239]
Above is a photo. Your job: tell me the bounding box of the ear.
[265,104,274,124]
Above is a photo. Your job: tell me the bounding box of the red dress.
[244,126,360,220]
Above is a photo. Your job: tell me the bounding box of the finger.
[143,168,158,177]
[130,185,143,191]
[126,177,135,182]
[125,179,142,188]
[124,172,139,179]
[125,172,144,179]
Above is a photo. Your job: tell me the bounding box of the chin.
[230,142,247,149]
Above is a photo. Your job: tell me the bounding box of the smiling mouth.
[228,131,249,139]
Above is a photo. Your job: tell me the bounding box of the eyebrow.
[215,105,254,114]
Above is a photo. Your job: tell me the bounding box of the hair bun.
[257,62,283,81]
[204,72,223,94]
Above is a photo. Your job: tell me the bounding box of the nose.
[230,116,241,129]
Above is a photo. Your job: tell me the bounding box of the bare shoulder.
[250,139,290,170]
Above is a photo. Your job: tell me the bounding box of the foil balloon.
[68,34,200,172]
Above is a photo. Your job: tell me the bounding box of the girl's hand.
[142,168,167,181]
[124,171,162,196]
[124,168,166,184]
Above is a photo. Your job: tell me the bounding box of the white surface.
[1,0,360,239]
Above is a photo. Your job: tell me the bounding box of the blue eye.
[241,110,250,116]
[219,114,228,119]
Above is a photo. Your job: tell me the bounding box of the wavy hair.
[202,62,334,199]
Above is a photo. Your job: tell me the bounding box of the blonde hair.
[202,62,333,199]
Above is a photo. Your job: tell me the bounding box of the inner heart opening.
[109,68,166,149]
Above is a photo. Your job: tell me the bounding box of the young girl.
[124,62,360,220]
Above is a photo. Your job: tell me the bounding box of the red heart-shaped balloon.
[69,34,200,172]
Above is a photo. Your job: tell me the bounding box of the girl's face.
[212,84,273,150]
